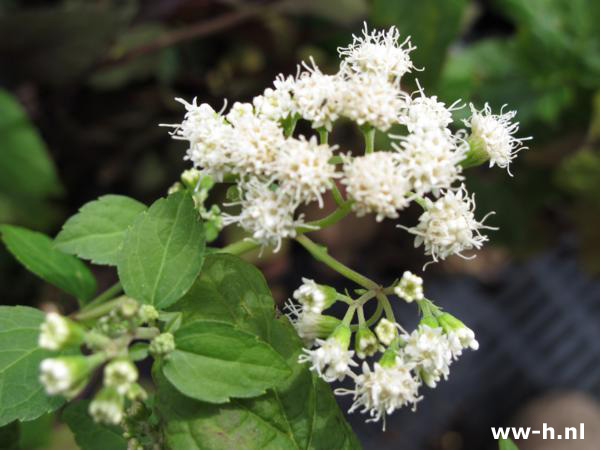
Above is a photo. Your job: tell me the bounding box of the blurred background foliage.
[1,0,600,448]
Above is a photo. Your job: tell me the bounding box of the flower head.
[284,301,341,346]
[438,313,479,358]
[403,186,495,263]
[401,84,462,132]
[292,278,335,314]
[374,318,398,346]
[394,271,424,303]
[338,23,416,83]
[272,136,339,207]
[337,361,421,429]
[104,359,138,395]
[342,152,411,221]
[38,312,84,351]
[40,355,101,397]
[465,103,530,173]
[253,74,296,121]
[149,333,176,356]
[392,128,467,196]
[355,327,381,359]
[403,325,453,388]
[89,386,124,425]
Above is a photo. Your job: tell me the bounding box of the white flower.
[293,278,327,314]
[338,23,416,83]
[439,314,479,358]
[403,325,453,388]
[337,361,422,429]
[394,271,424,303]
[166,99,235,181]
[39,312,82,350]
[402,186,495,263]
[392,128,467,196]
[401,84,462,132]
[222,180,306,252]
[39,356,98,397]
[293,60,343,130]
[284,301,341,346]
[104,360,138,395]
[298,337,357,382]
[342,152,410,221]
[272,136,339,207]
[374,318,398,346]
[355,327,381,359]
[465,103,530,173]
[338,73,406,131]
[89,387,124,425]
[253,74,296,121]
[225,102,286,176]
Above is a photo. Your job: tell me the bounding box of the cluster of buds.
[167,23,529,264]
[37,300,162,426]
[289,272,479,429]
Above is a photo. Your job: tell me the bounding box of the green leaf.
[162,320,291,404]
[55,195,147,266]
[0,306,67,427]
[0,422,19,450]
[0,89,62,199]
[0,225,97,302]
[370,0,467,86]
[62,401,127,450]
[170,254,275,340]
[498,437,519,450]
[117,191,205,309]
[156,319,360,449]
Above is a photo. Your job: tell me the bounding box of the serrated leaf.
[0,89,62,199]
[0,306,67,427]
[499,437,519,450]
[156,320,361,449]
[169,254,274,340]
[162,320,291,404]
[117,192,205,309]
[1,225,96,302]
[55,195,147,265]
[62,401,127,450]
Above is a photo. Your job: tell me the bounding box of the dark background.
[1,0,599,449]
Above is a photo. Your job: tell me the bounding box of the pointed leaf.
[55,195,146,265]
[162,320,291,404]
[117,192,205,309]
[1,225,96,302]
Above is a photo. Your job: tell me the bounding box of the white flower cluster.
[168,23,528,259]
[394,271,424,303]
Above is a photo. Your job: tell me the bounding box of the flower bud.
[118,298,139,319]
[137,305,159,324]
[394,271,424,303]
[167,182,184,195]
[330,324,352,349]
[181,168,202,189]
[292,278,337,314]
[438,313,478,351]
[354,327,379,359]
[419,315,439,329]
[149,333,176,356]
[38,313,85,351]
[104,359,138,395]
[39,354,104,398]
[126,383,148,402]
[378,347,398,368]
[375,318,397,345]
[89,386,124,425]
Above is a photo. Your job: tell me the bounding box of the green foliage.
[155,255,361,449]
[117,191,205,309]
[556,149,600,201]
[0,421,19,450]
[62,401,127,450]
[171,254,276,340]
[0,306,67,426]
[162,321,291,403]
[498,437,519,450]
[0,225,97,302]
[371,0,467,86]
[55,195,147,266]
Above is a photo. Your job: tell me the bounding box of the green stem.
[363,126,375,154]
[81,282,123,312]
[357,305,366,325]
[318,127,328,145]
[342,304,357,326]
[351,296,383,331]
[295,235,379,290]
[300,204,351,232]
[376,292,395,322]
[74,296,129,321]
[217,239,260,255]
[330,183,346,207]
[134,327,160,340]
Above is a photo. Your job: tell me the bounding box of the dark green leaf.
[169,254,274,340]
[117,192,205,309]
[0,421,19,450]
[0,306,67,426]
[156,318,361,449]
[370,0,467,86]
[62,401,127,450]
[498,437,519,450]
[162,320,291,403]
[0,89,62,199]
[1,225,97,302]
[55,195,147,266]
